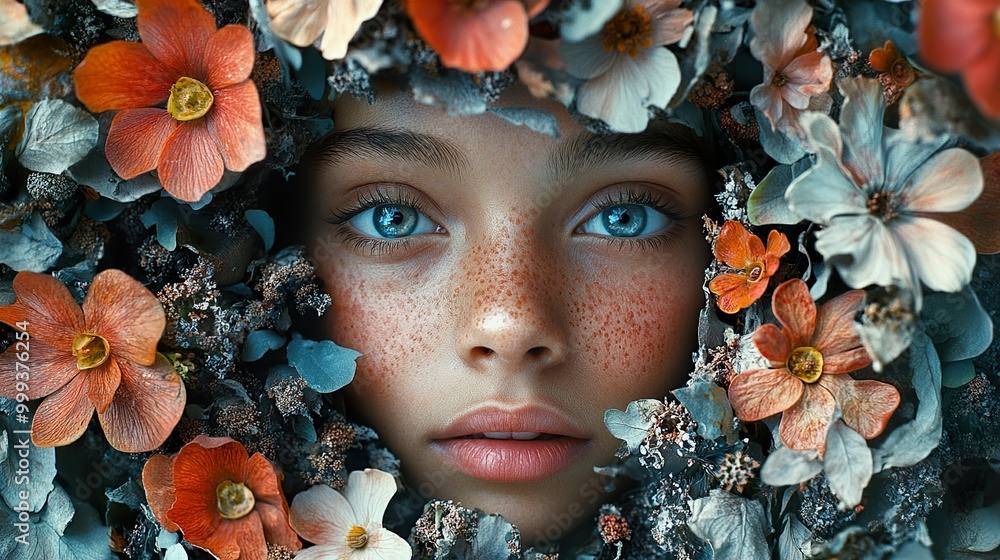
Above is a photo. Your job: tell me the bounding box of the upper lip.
[433,403,590,440]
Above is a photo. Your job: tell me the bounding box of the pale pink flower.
[266,0,383,60]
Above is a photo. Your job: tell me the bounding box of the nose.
[455,222,569,371]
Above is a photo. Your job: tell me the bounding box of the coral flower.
[709,221,790,314]
[559,0,692,133]
[72,0,265,203]
[289,469,411,560]
[728,279,900,454]
[918,0,1000,117]
[0,270,185,452]
[869,40,916,88]
[749,0,832,137]
[142,435,301,560]
[266,0,383,61]
[406,0,549,73]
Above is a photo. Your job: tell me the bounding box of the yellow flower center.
[746,262,765,283]
[167,77,214,122]
[866,191,900,221]
[346,525,369,549]
[771,73,788,88]
[603,6,654,57]
[72,333,110,370]
[216,480,255,520]
[787,346,824,383]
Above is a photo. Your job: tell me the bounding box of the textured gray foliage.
[16,99,99,175]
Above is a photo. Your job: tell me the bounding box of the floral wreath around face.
[1,0,1000,558]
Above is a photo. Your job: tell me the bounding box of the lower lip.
[433,437,589,482]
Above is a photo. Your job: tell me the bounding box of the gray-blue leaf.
[286,332,361,393]
[16,99,99,174]
[822,421,872,508]
[0,485,116,559]
[245,209,275,252]
[688,489,770,560]
[486,106,560,137]
[604,399,663,454]
[673,380,735,443]
[242,329,286,362]
[760,445,822,487]
[0,412,55,513]
[0,212,63,272]
[778,513,813,560]
[90,0,136,17]
[748,164,802,226]
[756,108,807,165]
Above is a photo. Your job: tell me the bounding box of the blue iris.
[372,204,418,238]
[601,204,646,237]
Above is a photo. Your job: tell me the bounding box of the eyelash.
[324,186,686,256]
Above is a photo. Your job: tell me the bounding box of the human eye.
[323,185,445,256]
[575,188,684,249]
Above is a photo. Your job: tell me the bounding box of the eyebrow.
[313,128,470,175]
[547,129,708,184]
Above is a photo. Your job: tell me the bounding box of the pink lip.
[431,405,591,482]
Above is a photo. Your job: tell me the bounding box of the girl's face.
[304,84,712,544]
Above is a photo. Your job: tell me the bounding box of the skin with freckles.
[301,83,714,546]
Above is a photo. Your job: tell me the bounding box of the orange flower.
[918,0,1000,117]
[72,0,265,202]
[406,0,549,73]
[727,279,900,454]
[0,270,185,452]
[869,40,916,87]
[142,435,301,560]
[709,221,790,314]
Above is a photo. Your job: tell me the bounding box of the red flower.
[406,0,549,73]
[142,436,301,560]
[0,270,185,452]
[727,279,900,454]
[73,0,265,202]
[869,40,916,87]
[918,0,1000,117]
[709,221,790,314]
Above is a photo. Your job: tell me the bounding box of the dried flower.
[709,221,790,314]
[918,0,1000,117]
[787,77,985,293]
[0,270,185,452]
[289,469,411,560]
[72,0,265,202]
[749,0,833,137]
[559,0,692,132]
[714,450,759,493]
[869,40,916,88]
[266,0,383,61]
[142,435,302,560]
[727,279,900,453]
[406,0,549,73]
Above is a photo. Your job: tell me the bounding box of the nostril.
[471,346,494,359]
[527,346,546,357]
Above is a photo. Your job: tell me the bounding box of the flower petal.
[559,33,614,80]
[787,119,867,224]
[892,216,977,292]
[142,454,180,532]
[31,373,95,448]
[206,81,266,172]
[0,340,79,400]
[778,383,835,453]
[255,502,302,551]
[837,77,885,189]
[294,545,352,560]
[750,84,785,132]
[781,51,832,105]
[98,355,185,452]
[868,41,899,72]
[752,323,792,364]
[749,0,811,71]
[106,108,179,180]
[709,273,752,314]
[771,279,816,347]
[728,368,803,422]
[934,152,1000,255]
[86,359,121,414]
[812,289,865,356]
[714,221,764,269]
[72,41,175,113]
[319,0,383,60]
[917,0,994,72]
[82,269,165,366]
[344,469,397,530]
[822,347,872,375]
[198,512,266,560]
[157,120,225,203]
[963,42,1000,118]
[903,148,983,213]
[814,215,912,289]
[168,440,248,555]
[265,0,327,48]
[365,528,413,560]
[0,271,84,347]
[135,0,217,78]
[409,0,528,72]
[289,484,356,546]
[819,374,900,439]
[649,6,693,46]
[204,25,256,89]
[642,47,682,111]
[765,229,791,262]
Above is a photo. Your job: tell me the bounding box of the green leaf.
[286,332,361,393]
[822,421,872,508]
[604,399,663,454]
[688,489,770,560]
[16,99,99,174]
[673,380,735,443]
[747,164,801,225]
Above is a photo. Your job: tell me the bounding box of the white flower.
[0,0,44,46]
[266,0,382,61]
[290,469,411,560]
[786,77,983,293]
[559,0,692,133]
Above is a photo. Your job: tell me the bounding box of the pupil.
[374,204,417,238]
[602,204,646,237]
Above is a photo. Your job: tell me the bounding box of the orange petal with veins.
[142,454,180,532]
[714,221,764,269]
[86,359,121,414]
[106,108,178,180]
[204,25,256,89]
[135,0,217,78]
[0,340,79,400]
[98,355,185,452]
[771,279,816,348]
[31,373,95,447]
[72,41,175,113]
[752,323,792,364]
[811,288,865,356]
[820,374,900,439]
[157,120,225,203]
[83,269,165,366]
[207,81,266,172]
[0,271,84,348]
[709,273,752,314]
[778,382,835,454]
[728,367,803,421]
